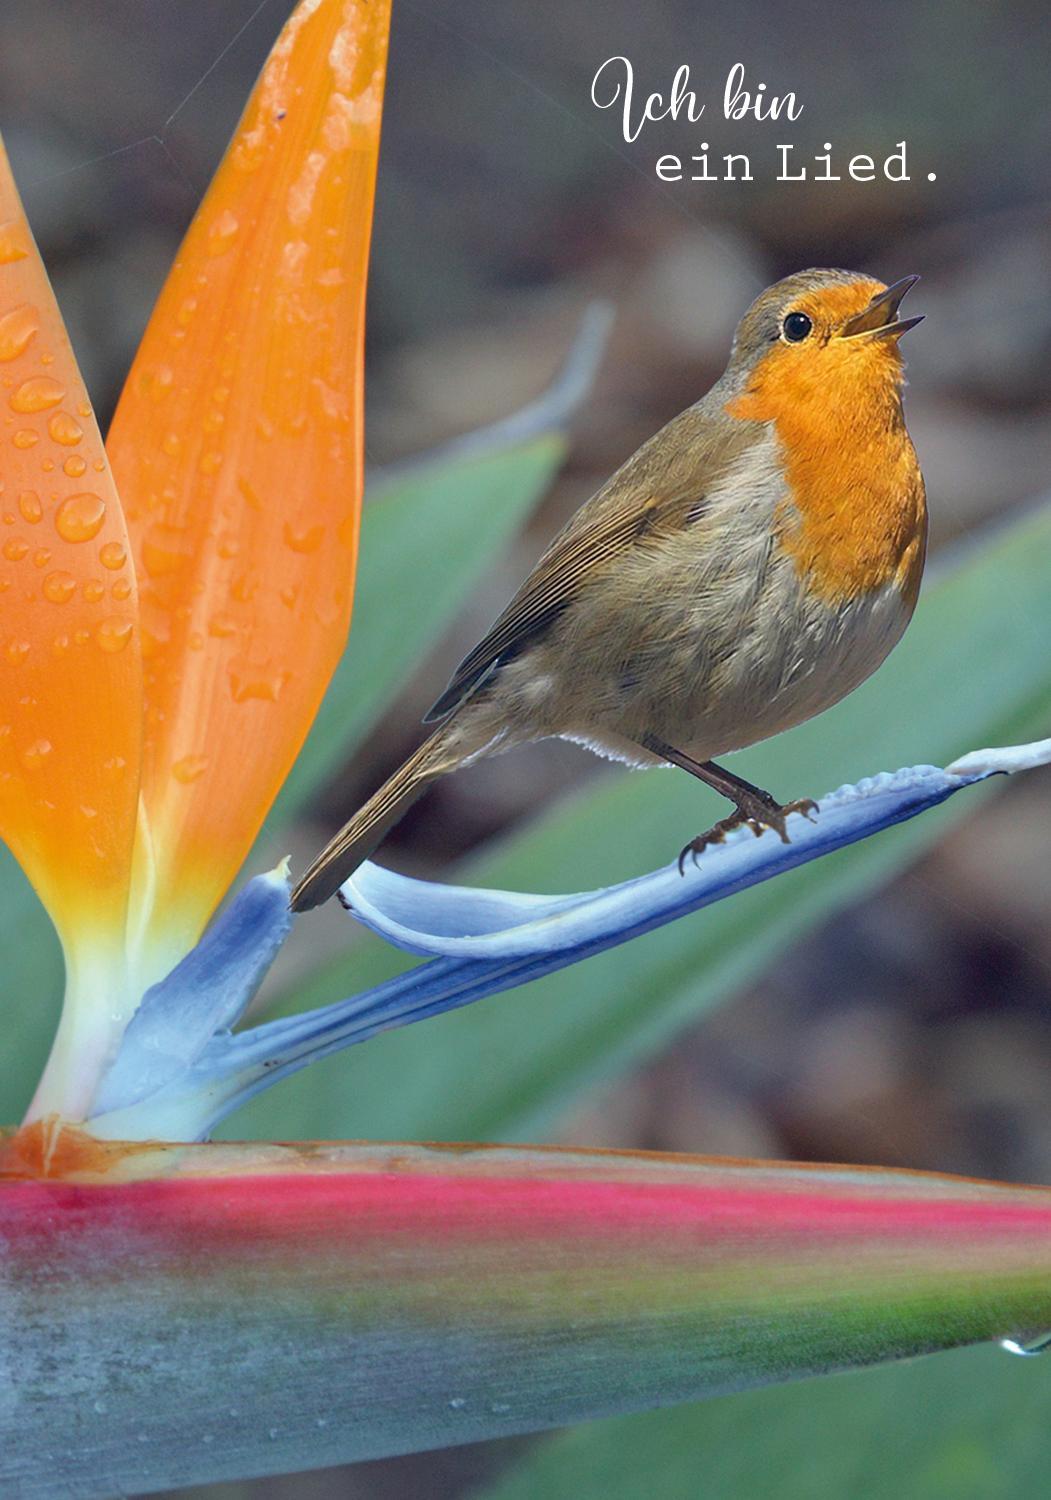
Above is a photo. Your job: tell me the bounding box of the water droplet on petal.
[283,522,325,554]
[12,429,38,449]
[0,304,39,361]
[63,455,87,477]
[55,492,106,543]
[95,617,132,654]
[207,208,240,256]
[229,663,290,703]
[20,738,51,771]
[48,412,84,447]
[142,526,191,577]
[43,570,77,604]
[172,754,208,784]
[0,221,30,264]
[102,756,127,777]
[111,578,132,601]
[82,579,104,603]
[208,614,237,638]
[138,366,174,403]
[3,537,28,561]
[10,376,65,413]
[99,541,126,571]
[4,639,29,665]
[17,490,41,524]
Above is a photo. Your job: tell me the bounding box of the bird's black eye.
[782,311,813,343]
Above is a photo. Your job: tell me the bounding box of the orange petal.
[0,137,141,959]
[107,0,389,968]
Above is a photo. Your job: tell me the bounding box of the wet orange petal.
[107,0,389,967]
[0,137,141,958]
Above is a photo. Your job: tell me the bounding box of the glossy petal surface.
[0,139,141,955]
[1,1133,1050,1494]
[106,0,389,970]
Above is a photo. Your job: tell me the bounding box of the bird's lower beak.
[840,275,923,340]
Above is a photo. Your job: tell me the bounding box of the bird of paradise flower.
[2,1,1051,1494]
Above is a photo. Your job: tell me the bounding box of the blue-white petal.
[91,865,293,1115]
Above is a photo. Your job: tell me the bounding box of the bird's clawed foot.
[677,793,818,874]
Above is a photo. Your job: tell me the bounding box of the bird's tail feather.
[289,730,453,912]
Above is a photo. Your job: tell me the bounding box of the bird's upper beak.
[839,275,923,340]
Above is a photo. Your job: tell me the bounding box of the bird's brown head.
[726,268,922,419]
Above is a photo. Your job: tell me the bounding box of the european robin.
[290,268,926,911]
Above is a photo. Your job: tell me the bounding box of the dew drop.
[82,579,104,603]
[102,756,127,777]
[448,1398,466,1411]
[32,548,50,569]
[176,296,198,327]
[95,617,132,654]
[43,570,76,604]
[237,475,262,510]
[216,535,239,560]
[198,450,223,476]
[12,429,38,449]
[0,304,39,361]
[138,366,174,403]
[63,455,88,477]
[4,639,29,665]
[142,526,191,577]
[20,738,51,771]
[229,664,289,703]
[55,492,106,543]
[111,578,132,601]
[18,490,41,523]
[283,521,325,554]
[0,221,29,265]
[172,754,208,784]
[51,634,70,656]
[99,541,126,571]
[74,628,90,646]
[2,537,28,561]
[48,411,84,446]
[10,376,65,413]
[161,431,181,458]
[207,208,240,256]
[231,572,259,603]
[77,401,91,419]
[188,630,204,651]
[79,804,98,820]
[208,614,237,638]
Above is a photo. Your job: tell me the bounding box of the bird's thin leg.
[639,734,818,873]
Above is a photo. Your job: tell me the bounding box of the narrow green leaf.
[265,434,565,829]
[235,498,1051,1144]
[476,1343,1051,1500]
[0,849,62,1124]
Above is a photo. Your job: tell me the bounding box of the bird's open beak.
[840,275,923,340]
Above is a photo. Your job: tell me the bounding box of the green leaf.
[231,498,1051,1145]
[475,1343,1051,1500]
[264,434,566,831]
[0,847,62,1125]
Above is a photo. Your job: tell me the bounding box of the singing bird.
[290,268,926,912]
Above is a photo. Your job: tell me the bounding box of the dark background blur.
[2,2,1050,1495]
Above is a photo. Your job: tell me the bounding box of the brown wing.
[424,498,658,721]
[423,403,749,723]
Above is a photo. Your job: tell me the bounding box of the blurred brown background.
[2,1,1050,1494]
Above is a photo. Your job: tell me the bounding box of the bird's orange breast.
[726,336,926,609]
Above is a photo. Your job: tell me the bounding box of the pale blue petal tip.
[340,763,985,961]
[92,867,293,1115]
[90,742,1049,1140]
